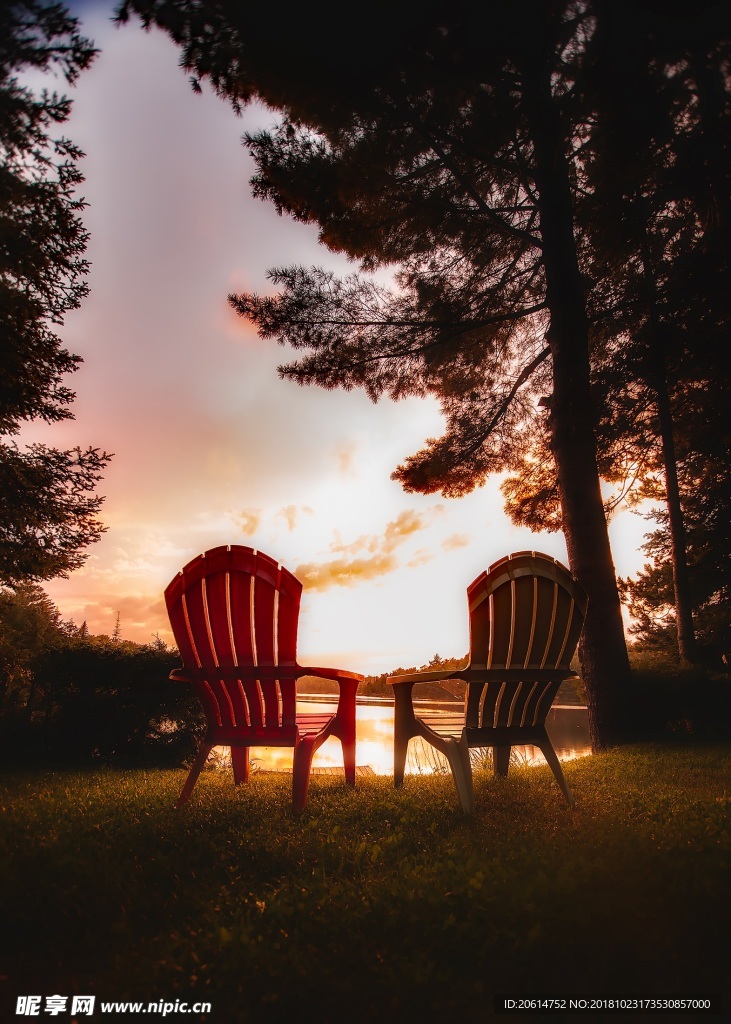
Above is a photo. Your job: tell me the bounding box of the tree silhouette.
[499,5,730,666]
[0,1,110,584]
[578,2,731,663]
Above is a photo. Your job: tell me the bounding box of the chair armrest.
[389,670,466,738]
[298,665,363,685]
[461,667,580,683]
[297,665,362,708]
[169,667,193,683]
[298,666,361,734]
[389,669,466,685]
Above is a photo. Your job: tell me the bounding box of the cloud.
[407,548,433,568]
[382,509,430,552]
[294,509,436,591]
[442,533,470,550]
[334,441,357,475]
[294,554,398,591]
[232,508,262,536]
[277,504,313,531]
[330,509,432,557]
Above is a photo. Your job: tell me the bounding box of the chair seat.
[418,712,465,738]
[295,711,339,735]
[211,712,338,747]
[418,713,551,748]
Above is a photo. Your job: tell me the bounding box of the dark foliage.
[626,664,731,742]
[0,2,110,584]
[0,586,204,766]
[21,642,203,766]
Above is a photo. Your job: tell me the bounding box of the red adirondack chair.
[390,551,588,813]
[164,545,362,811]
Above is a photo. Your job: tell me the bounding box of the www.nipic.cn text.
[16,996,212,1017]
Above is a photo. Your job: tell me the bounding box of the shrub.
[0,639,204,767]
[626,663,731,741]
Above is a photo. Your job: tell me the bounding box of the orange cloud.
[334,441,357,475]
[294,554,398,591]
[330,509,432,558]
[407,548,433,568]
[294,509,436,591]
[442,533,470,550]
[277,504,313,531]
[382,509,429,552]
[232,508,261,536]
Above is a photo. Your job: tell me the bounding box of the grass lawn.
[1,744,729,1022]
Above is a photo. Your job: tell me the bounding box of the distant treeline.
[360,653,468,699]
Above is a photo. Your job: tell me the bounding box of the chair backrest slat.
[204,570,236,666]
[228,572,255,666]
[165,545,303,733]
[522,577,538,667]
[464,552,587,730]
[533,681,559,726]
[252,553,278,666]
[466,680,483,725]
[199,679,223,727]
[208,676,237,728]
[276,567,301,667]
[183,582,215,667]
[536,578,558,668]
[241,678,264,728]
[488,583,513,666]
[518,681,539,727]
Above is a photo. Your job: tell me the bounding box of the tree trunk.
[654,374,698,664]
[637,228,698,665]
[525,60,631,751]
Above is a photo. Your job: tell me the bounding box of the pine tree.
[0,2,110,584]
[0,581,64,712]
[577,1,731,664]
[619,370,731,661]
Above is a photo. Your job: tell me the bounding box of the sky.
[25,2,653,673]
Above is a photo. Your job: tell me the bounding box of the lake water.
[219,697,591,776]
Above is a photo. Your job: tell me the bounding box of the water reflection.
[220,698,591,776]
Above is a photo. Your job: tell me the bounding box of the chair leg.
[393,683,416,788]
[292,734,318,813]
[341,735,356,787]
[231,745,250,785]
[393,732,409,788]
[336,710,357,787]
[175,742,212,808]
[444,735,474,815]
[494,744,511,777]
[539,739,574,806]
